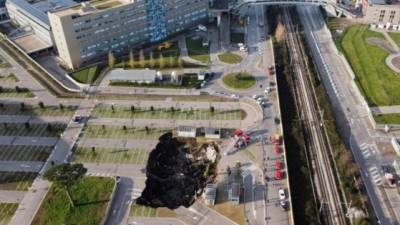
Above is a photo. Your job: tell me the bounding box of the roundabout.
[221,72,256,90]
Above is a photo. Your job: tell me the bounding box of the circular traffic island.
[222,72,256,90]
[218,52,243,64]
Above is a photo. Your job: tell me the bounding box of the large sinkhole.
[136,132,220,209]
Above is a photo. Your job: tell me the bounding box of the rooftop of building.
[368,0,400,5]
[108,68,157,82]
[50,0,133,17]
[8,0,78,27]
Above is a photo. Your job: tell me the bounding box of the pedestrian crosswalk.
[360,143,376,159]
[368,166,382,186]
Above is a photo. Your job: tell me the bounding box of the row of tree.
[108,50,183,69]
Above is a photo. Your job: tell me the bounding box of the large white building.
[48,0,209,69]
[6,0,78,52]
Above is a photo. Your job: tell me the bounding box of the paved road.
[104,176,134,225]
[0,190,25,203]
[0,160,43,172]
[0,136,58,146]
[127,217,187,225]
[0,115,70,124]
[298,5,398,224]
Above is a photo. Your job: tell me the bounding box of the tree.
[108,50,115,68]
[177,58,183,68]
[111,104,115,112]
[0,103,4,109]
[131,105,135,112]
[149,52,155,68]
[24,122,30,130]
[44,163,87,207]
[168,56,175,68]
[170,106,174,113]
[46,123,52,132]
[139,49,146,68]
[20,102,25,111]
[59,103,64,110]
[38,101,44,109]
[159,53,165,69]
[0,86,3,93]
[150,106,154,111]
[123,125,127,131]
[91,146,96,155]
[210,106,215,113]
[129,50,135,69]
[145,126,149,134]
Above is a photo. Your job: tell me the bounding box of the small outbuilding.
[205,127,221,139]
[108,69,157,84]
[177,126,196,138]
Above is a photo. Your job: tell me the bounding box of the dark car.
[280,201,288,211]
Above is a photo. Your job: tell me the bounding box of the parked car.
[278,188,286,200]
[73,115,82,123]
[280,201,289,211]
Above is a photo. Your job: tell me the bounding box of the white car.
[253,94,263,100]
[278,188,286,200]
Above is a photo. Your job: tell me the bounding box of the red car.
[268,65,275,76]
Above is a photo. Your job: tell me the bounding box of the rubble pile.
[136,132,220,209]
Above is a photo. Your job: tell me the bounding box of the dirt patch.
[275,22,286,43]
[137,133,220,209]
[366,37,396,53]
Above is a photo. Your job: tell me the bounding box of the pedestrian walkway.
[177,35,208,66]
[371,105,400,114]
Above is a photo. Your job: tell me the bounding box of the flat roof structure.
[177,126,197,138]
[7,0,78,29]
[12,33,52,53]
[52,0,131,17]
[204,183,217,206]
[108,69,157,83]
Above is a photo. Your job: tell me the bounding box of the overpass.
[232,0,358,18]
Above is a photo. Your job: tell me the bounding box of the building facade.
[6,0,78,46]
[363,0,400,25]
[49,0,209,69]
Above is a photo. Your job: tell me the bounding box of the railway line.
[281,7,347,225]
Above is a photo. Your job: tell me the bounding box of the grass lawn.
[0,123,66,137]
[130,204,156,217]
[218,52,243,64]
[0,73,19,82]
[0,104,76,117]
[82,125,172,139]
[70,66,101,84]
[73,147,149,164]
[374,113,400,124]
[340,25,400,106]
[186,37,210,63]
[222,72,255,90]
[0,203,18,225]
[32,176,115,225]
[388,32,400,47]
[0,87,34,98]
[92,105,246,120]
[0,172,37,191]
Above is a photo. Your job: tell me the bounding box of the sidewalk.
[371,105,400,114]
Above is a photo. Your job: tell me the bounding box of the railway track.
[281,7,347,225]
